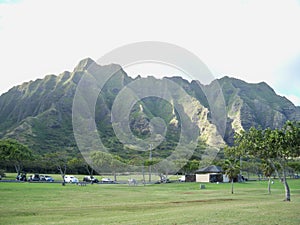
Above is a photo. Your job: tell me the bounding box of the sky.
[0,0,300,105]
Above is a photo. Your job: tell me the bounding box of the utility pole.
[149,144,153,183]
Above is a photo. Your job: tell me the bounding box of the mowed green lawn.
[0,179,300,225]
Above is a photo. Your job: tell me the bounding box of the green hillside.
[0,58,299,158]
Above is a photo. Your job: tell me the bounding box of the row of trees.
[91,152,207,183]
[225,121,300,201]
[0,140,94,185]
[0,138,204,180]
[1,121,300,194]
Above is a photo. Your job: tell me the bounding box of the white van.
[64,175,79,183]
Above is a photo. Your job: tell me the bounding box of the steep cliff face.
[218,76,299,129]
[0,59,299,155]
[211,76,300,144]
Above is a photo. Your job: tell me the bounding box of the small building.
[195,165,223,183]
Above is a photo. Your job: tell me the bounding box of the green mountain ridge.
[0,58,299,157]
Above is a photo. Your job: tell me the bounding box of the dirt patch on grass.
[171,198,235,204]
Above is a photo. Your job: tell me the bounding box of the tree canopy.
[0,139,33,175]
[227,121,300,201]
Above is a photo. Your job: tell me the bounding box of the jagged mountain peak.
[218,76,276,92]
[0,58,299,154]
[73,57,96,72]
[73,57,124,74]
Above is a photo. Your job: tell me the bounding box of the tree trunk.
[282,174,291,201]
[85,165,93,176]
[142,164,145,185]
[283,179,290,201]
[280,161,291,201]
[149,165,152,183]
[14,163,22,175]
[58,165,66,186]
[268,177,271,194]
[231,179,234,194]
[61,175,65,186]
[268,159,281,181]
[113,171,117,182]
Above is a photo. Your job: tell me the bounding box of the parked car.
[83,176,99,183]
[40,175,54,182]
[158,174,170,183]
[16,173,27,181]
[178,175,186,182]
[28,174,40,182]
[64,175,79,183]
[101,177,114,183]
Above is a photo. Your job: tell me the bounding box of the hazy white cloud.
[0,0,299,106]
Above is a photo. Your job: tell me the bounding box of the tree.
[234,121,300,201]
[261,161,275,194]
[276,121,300,201]
[153,159,175,183]
[288,161,300,175]
[181,159,200,174]
[223,157,240,194]
[45,152,69,186]
[67,155,94,175]
[128,155,146,184]
[145,159,156,183]
[91,151,124,181]
[91,151,112,173]
[240,159,261,180]
[110,155,124,182]
[0,139,33,175]
[174,159,190,175]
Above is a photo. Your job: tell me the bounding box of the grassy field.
[0,179,300,225]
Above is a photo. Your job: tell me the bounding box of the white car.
[64,175,79,183]
[178,175,186,182]
[101,177,114,183]
[40,175,54,182]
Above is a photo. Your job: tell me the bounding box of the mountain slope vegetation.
[0,58,299,158]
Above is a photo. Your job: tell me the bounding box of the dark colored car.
[83,176,99,183]
[28,174,40,181]
[16,173,27,181]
